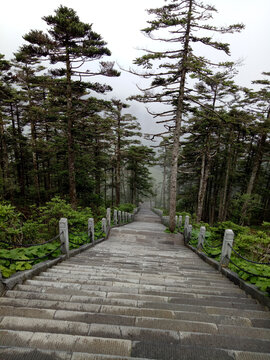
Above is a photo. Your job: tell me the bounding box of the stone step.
[2,316,269,348]
[0,297,256,327]
[54,264,234,280]
[43,267,231,282]
[0,306,220,334]
[35,274,239,290]
[130,340,270,359]
[0,347,149,360]
[32,275,252,302]
[36,273,251,297]
[1,328,269,359]
[14,283,262,311]
[40,271,247,296]
[0,330,132,356]
[89,323,270,348]
[20,280,262,309]
[8,287,270,320]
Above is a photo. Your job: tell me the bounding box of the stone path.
[0,204,270,359]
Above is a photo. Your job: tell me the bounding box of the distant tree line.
[0,6,155,211]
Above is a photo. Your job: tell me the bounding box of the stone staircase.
[0,204,270,359]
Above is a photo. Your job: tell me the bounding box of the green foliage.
[209,221,247,241]
[0,203,22,244]
[229,257,270,294]
[164,228,178,234]
[229,194,262,225]
[31,196,92,235]
[94,220,106,240]
[116,203,136,213]
[0,241,61,278]
[180,219,270,294]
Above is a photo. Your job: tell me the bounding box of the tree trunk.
[196,153,211,222]
[66,52,77,208]
[16,103,26,196]
[168,0,192,232]
[115,114,121,206]
[111,167,114,207]
[240,133,266,224]
[218,140,233,222]
[0,110,9,195]
[27,82,40,204]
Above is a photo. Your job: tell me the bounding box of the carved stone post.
[175,215,179,229]
[106,208,111,228]
[88,218,95,243]
[220,229,234,268]
[186,224,192,243]
[118,210,122,224]
[102,218,107,236]
[184,215,189,241]
[197,226,206,251]
[59,218,69,257]
[114,210,118,225]
[179,216,182,228]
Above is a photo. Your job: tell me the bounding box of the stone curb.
[0,212,138,296]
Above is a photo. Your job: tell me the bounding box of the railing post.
[186,224,192,243]
[106,208,111,228]
[220,229,234,268]
[175,215,179,229]
[59,218,69,257]
[184,215,189,241]
[197,226,206,251]
[102,218,107,236]
[179,215,182,228]
[118,210,122,224]
[88,218,95,243]
[114,209,118,225]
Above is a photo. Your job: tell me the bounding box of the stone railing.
[58,207,137,258]
[153,209,235,270]
[0,206,138,294]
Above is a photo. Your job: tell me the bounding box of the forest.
[0,1,269,285]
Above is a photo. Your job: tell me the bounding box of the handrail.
[0,233,61,248]
[228,243,270,266]
[227,256,270,279]
[202,244,222,258]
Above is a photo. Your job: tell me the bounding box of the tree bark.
[196,153,211,222]
[115,111,121,206]
[16,103,26,196]
[66,51,77,208]
[168,0,193,232]
[240,133,266,224]
[0,110,9,195]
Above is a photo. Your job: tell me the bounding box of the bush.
[116,203,136,213]
[0,203,22,244]
[32,197,93,235]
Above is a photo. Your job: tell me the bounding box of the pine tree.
[22,5,120,207]
[131,0,244,231]
[108,100,141,206]
[240,73,270,224]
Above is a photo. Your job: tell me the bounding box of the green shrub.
[116,203,136,213]
[0,203,22,244]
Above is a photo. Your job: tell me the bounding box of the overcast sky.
[1,0,269,137]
